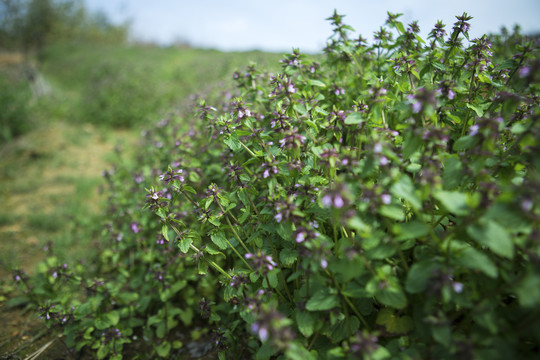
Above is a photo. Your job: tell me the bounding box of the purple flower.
[469,124,480,136]
[320,257,328,269]
[519,66,531,78]
[159,167,184,184]
[453,282,464,293]
[131,222,140,233]
[381,194,391,204]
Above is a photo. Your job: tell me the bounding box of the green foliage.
[79,62,162,127]
[0,0,128,51]
[13,10,540,360]
[0,71,32,142]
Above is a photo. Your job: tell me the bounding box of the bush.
[14,11,540,359]
[0,71,32,142]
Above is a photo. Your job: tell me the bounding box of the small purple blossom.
[159,167,184,184]
[320,257,328,269]
[131,222,140,233]
[453,282,464,293]
[469,124,480,136]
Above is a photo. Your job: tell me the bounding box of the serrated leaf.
[434,190,469,216]
[223,132,242,151]
[442,155,463,190]
[344,112,364,125]
[178,237,192,253]
[466,103,484,117]
[198,260,208,275]
[395,220,430,241]
[455,245,498,278]
[296,311,316,337]
[376,308,413,334]
[331,316,360,342]
[376,285,408,309]
[162,224,170,242]
[204,243,226,257]
[405,260,440,293]
[467,219,514,259]
[306,289,339,311]
[211,231,229,250]
[280,248,298,266]
[391,175,421,210]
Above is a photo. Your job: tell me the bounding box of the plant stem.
[169,222,232,279]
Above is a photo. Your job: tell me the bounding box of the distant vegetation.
[0,0,128,52]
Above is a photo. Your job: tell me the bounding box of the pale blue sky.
[83,0,540,52]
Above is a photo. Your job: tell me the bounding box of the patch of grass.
[0,212,14,226]
[26,212,64,232]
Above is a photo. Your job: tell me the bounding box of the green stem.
[224,238,254,271]
[169,222,232,279]
[239,140,258,158]
[224,215,252,254]
[326,269,371,330]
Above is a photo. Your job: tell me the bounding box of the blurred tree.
[0,0,25,49]
[0,0,128,53]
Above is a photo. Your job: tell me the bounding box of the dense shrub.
[13,11,540,359]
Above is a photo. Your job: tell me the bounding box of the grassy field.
[0,42,283,358]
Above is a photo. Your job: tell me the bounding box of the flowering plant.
[14,11,540,359]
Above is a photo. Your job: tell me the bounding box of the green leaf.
[296,311,316,337]
[514,270,540,308]
[97,345,109,360]
[406,260,440,293]
[442,155,463,190]
[280,248,298,266]
[344,112,364,125]
[256,342,278,359]
[223,132,242,152]
[453,135,479,151]
[308,79,326,88]
[211,231,229,250]
[467,219,515,259]
[378,205,405,221]
[162,224,170,242]
[455,245,498,278]
[198,260,209,275]
[466,103,484,117]
[395,220,430,241]
[434,190,469,216]
[107,311,120,326]
[156,341,171,358]
[391,175,421,210]
[306,289,340,311]
[402,132,423,159]
[95,316,111,330]
[376,284,408,309]
[331,316,360,342]
[376,308,413,334]
[178,236,192,253]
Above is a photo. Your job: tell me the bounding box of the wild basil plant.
[13,11,540,360]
